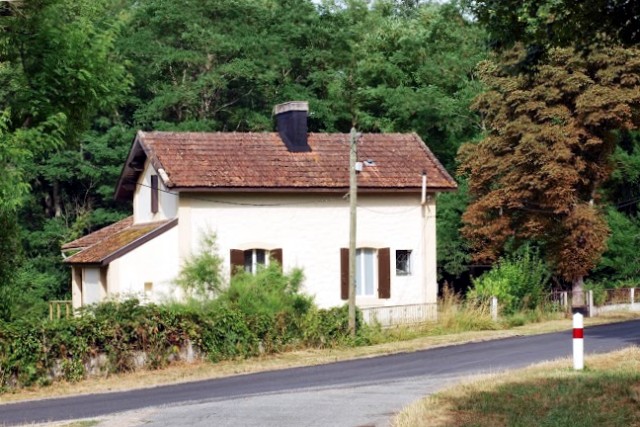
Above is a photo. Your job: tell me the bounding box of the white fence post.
[573,312,584,370]
[588,290,594,317]
[491,296,498,321]
[561,291,568,311]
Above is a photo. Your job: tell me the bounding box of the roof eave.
[114,131,147,202]
[114,131,171,202]
[169,186,457,193]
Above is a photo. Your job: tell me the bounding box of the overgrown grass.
[393,347,640,427]
[364,286,564,346]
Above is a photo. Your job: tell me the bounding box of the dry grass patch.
[393,346,640,427]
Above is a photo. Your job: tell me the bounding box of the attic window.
[150,175,159,214]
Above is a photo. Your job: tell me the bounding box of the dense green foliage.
[0,292,362,390]
[176,232,225,299]
[0,0,487,319]
[592,208,640,284]
[467,246,551,314]
[462,0,640,68]
[436,180,471,279]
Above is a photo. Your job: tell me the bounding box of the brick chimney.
[274,101,310,152]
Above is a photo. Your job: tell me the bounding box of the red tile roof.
[115,131,456,200]
[64,219,177,266]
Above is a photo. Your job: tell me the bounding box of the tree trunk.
[572,275,585,308]
[52,180,62,217]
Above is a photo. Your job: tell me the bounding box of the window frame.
[355,248,377,297]
[395,249,412,276]
[230,248,282,276]
[244,248,268,274]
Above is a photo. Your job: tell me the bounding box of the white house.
[62,102,457,313]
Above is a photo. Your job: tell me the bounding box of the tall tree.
[459,45,640,307]
[0,0,131,317]
[119,0,321,131]
[364,1,486,168]
[463,0,640,51]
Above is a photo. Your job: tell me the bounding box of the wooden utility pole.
[348,127,358,337]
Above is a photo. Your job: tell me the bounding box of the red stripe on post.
[573,328,584,339]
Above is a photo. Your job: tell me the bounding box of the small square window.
[396,250,412,276]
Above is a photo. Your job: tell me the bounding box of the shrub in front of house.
[0,265,361,391]
[467,245,551,314]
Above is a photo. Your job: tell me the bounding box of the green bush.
[214,263,314,350]
[302,305,362,347]
[584,282,608,306]
[468,246,551,314]
[218,263,311,318]
[0,269,361,391]
[0,259,372,391]
[0,300,199,390]
[196,305,259,361]
[176,231,224,299]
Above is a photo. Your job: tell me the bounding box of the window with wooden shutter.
[230,249,244,276]
[340,248,349,300]
[233,248,282,275]
[378,248,391,299]
[270,248,283,270]
[150,175,159,214]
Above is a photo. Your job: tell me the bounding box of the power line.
[129,180,346,207]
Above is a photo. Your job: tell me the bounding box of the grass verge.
[393,346,640,427]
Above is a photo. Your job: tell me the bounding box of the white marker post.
[573,312,584,370]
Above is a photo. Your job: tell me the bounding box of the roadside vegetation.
[0,283,572,394]
[0,233,567,393]
[393,346,640,427]
[0,263,362,392]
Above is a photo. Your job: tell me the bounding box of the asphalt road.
[2,320,640,426]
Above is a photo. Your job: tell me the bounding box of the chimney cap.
[273,101,309,116]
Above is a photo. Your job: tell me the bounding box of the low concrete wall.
[360,303,438,327]
[45,340,202,383]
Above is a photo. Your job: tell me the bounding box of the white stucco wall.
[178,193,437,309]
[133,163,178,223]
[71,266,82,308]
[107,225,181,303]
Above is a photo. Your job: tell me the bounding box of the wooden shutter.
[340,248,349,300]
[270,248,283,270]
[150,175,159,214]
[378,247,391,299]
[230,249,244,276]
